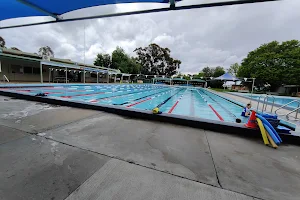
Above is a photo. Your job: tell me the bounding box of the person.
[241,103,251,117]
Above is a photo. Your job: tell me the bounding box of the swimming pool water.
[0,84,246,123]
[235,93,300,109]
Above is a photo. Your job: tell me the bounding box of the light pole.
[244,77,256,102]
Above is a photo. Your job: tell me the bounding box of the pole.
[250,78,255,102]
[65,67,67,83]
[49,69,51,83]
[40,62,43,83]
[107,72,109,83]
[97,72,99,83]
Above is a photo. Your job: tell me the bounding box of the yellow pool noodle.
[256,118,270,145]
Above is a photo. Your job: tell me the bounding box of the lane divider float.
[168,89,188,114]
[196,90,224,121]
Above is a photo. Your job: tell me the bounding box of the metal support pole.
[40,62,43,83]
[49,69,51,83]
[83,69,85,83]
[97,72,99,83]
[65,67,67,83]
[250,78,255,102]
[107,72,109,83]
[121,75,123,83]
[114,75,116,83]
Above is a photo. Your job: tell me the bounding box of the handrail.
[274,100,300,114]
[256,95,275,113]
[286,106,300,120]
[3,75,9,82]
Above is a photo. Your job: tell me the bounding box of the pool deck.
[216,91,300,136]
[1,95,300,200]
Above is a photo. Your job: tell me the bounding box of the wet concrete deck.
[1,95,300,200]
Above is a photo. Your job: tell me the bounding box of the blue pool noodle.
[263,123,280,145]
[256,114,282,143]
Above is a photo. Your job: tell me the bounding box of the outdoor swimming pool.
[0,84,246,123]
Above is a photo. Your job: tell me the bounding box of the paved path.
[1,95,300,200]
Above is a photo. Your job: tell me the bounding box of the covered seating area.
[189,79,206,87]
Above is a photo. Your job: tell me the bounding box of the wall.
[0,57,49,82]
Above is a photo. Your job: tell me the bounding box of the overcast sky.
[0,0,299,74]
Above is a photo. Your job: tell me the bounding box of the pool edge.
[0,89,299,146]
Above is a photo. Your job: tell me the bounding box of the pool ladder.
[274,100,300,120]
[256,95,275,114]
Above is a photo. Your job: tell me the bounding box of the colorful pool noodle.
[256,114,282,143]
[256,118,269,145]
[265,131,278,149]
[263,123,280,145]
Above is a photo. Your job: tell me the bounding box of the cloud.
[1,0,300,74]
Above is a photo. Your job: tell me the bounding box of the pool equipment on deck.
[245,111,285,148]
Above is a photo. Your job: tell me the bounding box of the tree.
[0,36,5,48]
[94,53,111,68]
[228,63,240,76]
[134,43,181,76]
[202,66,213,77]
[38,46,54,58]
[238,40,300,87]
[111,46,141,74]
[11,47,21,51]
[213,66,225,77]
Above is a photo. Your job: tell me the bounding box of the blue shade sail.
[0,0,179,21]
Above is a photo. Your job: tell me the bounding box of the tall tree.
[213,66,225,77]
[193,72,205,79]
[38,46,54,58]
[134,43,181,76]
[0,36,5,48]
[202,66,213,77]
[238,40,300,87]
[94,53,111,68]
[228,63,240,76]
[111,46,140,74]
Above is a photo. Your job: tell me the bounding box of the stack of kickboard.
[256,114,283,149]
[261,113,292,134]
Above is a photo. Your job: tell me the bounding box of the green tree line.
[94,43,181,76]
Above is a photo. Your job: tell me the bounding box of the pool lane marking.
[168,89,188,114]
[88,87,167,103]
[201,89,237,119]
[119,88,171,106]
[125,89,173,107]
[196,90,224,121]
[60,86,150,99]
[126,98,152,107]
[190,90,195,116]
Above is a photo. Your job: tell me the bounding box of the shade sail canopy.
[0,0,178,21]
[214,73,240,81]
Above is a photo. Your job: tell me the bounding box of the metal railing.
[2,75,9,83]
[275,100,300,120]
[256,95,275,113]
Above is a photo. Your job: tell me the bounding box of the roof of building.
[0,47,119,73]
[172,78,187,81]
[189,79,206,83]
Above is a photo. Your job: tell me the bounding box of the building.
[0,48,119,83]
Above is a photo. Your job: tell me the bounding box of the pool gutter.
[1,89,299,145]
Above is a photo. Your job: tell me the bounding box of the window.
[11,65,22,74]
[91,73,97,78]
[33,67,40,74]
[24,66,32,74]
